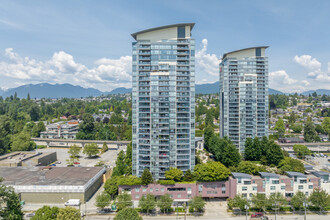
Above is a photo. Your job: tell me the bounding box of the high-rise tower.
[219,47,269,152]
[131,24,195,179]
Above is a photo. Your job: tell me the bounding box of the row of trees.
[228,189,330,213]
[31,206,81,220]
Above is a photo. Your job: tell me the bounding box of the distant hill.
[1,83,105,99]
[269,88,283,95]
[109,87,132,94]
[301,89,330,96]
[195,81,283,95]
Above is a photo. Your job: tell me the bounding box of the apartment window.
[249,193,253,198]
[222,184,226,194]
[298,185,303,190]
[142,188,147,192]
[253,186,257,191]
[256,48,261,57]
[305,192,309,196]
[238,178,242,184]
[281,186,286,190]
[187,187,191,191]
[309,185,313,189]
[177,26,185,38]
[161,188,164,192]
[270,186,275,190]
[150,188,153,192]
[156,188,159,192]
[242,193,247,198]
[135,195,139,199]
[135,188,140,192]
[242,187,247,191]
[188,194,191,198]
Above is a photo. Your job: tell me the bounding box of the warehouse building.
[0,166,106,203]
[0,151,57,167]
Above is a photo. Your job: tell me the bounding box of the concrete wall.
[20,192,84,204]
[84,174,104,202]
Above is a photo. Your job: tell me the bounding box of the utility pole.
[303,201,307,220]
[272,201,279,220]
[176,203,179,220]
[184,202,187,220]
[245,205,249,220]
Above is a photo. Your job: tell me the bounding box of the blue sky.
[0,0,329,92]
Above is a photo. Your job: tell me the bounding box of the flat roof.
[0,167,104,186]
[286,171,306,178]
[259,172,279,178]
[312,171,330,177]
[131,23,195,40]
[232,172,252,179]
[223,46,268,59]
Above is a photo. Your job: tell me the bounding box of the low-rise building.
[40,120,80,139]
[0,166,106,203]
[313,171,330,193]
[0,151,57,167]
[286,172,318,197]
[232,172,257,199]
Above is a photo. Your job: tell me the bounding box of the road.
[85,214,329,220]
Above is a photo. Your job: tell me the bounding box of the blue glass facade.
[219,47,269,152]
[131,24,195,179]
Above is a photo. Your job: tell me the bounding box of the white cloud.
[294,55,330,83]
[301,80,310,86]
[0,48,132,91]
[294,55,321,70]
[195,39,220,77]
[269,70,297,85]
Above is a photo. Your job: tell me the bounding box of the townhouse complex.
[119,171,329,206]
[40,120,81,139]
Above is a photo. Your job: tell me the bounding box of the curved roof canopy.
[131,23,195,40]
[223,46,269,59]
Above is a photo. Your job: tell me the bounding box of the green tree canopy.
[252,193,267,211]
[193,161,231,182]
[189,196,206,212]
[304,118,317,142]
[114,208,142,220]
[139,194,156,214]
[95,192,111,210]
[278,157,305,174]
[141,168,153,185]
[82,143,99,158]
[293,144,311,159]
[56,207,81,220]
[183,169,194,182]
[11,131,36,151]
[221,141,241,167]
[68,145,81,159]
[116,192,133,212]
[0,183,23,219]
[290,191,307,210]
[275,118,285,138]
[31,206,59,220]
[165,167,183,182]
[235,161,266,175]
[101,142,108,153]
[308,188,330,212]
[158,194,173,213]
[266,141,284,166]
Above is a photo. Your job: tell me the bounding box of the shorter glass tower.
[219,47,269,152]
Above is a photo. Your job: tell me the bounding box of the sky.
[0,0,329,93]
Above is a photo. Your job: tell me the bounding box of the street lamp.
[245,205,249,220]
[303,201,308,220]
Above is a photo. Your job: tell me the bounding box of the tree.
[32,121,46,137]
[315,124,325,134]
[266,142,284,166]
[116,192,133,211]
[291,191,307,210]
[0,183,24,219]
[139,194,156,214]
[304,119,316,142]
[31,206,59,220]
[189,196,205,212]
[308,188,329,212]
[56,207,81,220]
[68,145,81,159]
[165,167,183,182]
[205,110,214,127]
[11,132,36,151]
[101,142,108,153]
[291,124,303,133]
[235,161,265,175]
[104,176,120,199]
[288,112,296,124]
[125,142,132,175]
[232,194,249,211]
[221,142,241,167]
[278,157,305,173]
[112,150,127,176]
[95,192,111,210]
[141,168,153,185]
[252,193,267,211]
[183,169,194,182]
[293,144,311,159]
[244,137,261,161]
[83,143,99,158]
[158,194,173,213]
[0,115,12,155]
[322,117,330,136]
[275,118,285,138]
[267,192,287,209]
[114,208,142,220]
[193,161,231,182]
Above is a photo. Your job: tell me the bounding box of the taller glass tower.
[219,47,269,152]
[131,23,196,179]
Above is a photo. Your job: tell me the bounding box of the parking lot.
[37,145,123,168]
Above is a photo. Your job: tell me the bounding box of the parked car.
[73,162,80,164]
[251,212,264,218]
[64,199,80,206]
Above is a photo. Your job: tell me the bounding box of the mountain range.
[0,82,328,99]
